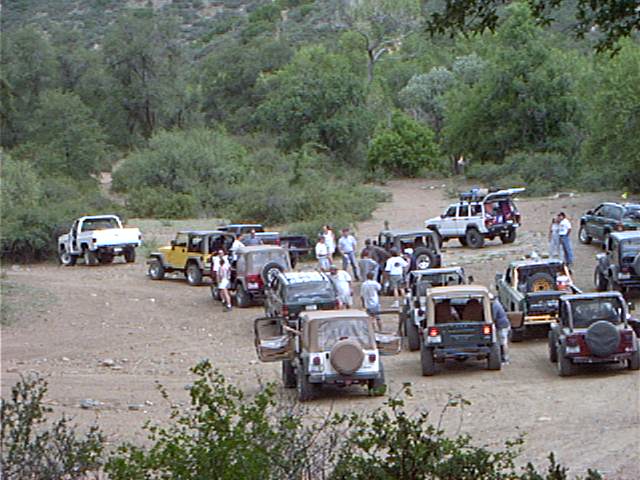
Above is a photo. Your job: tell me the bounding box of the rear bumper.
[521,314,557,326]
[567,352,633,364]
[94,244,139,252]
[487,224,518,235]
[308,371,381,384]
[616,278,640,288]
[430,345,493,360]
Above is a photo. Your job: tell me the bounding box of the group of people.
[548,212,573,266]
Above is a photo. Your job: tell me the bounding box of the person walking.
[315,235,330,271]
[548,217,563,260]
[323,225,336,260]
[338,228,360,281]
[492,297,511,363]
[360,271,382,331]
[329,264,353,308]
[557,212,573,266]
[217,251,233,311]
[384,249,408,308]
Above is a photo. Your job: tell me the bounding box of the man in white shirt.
[557,212,573,266]
[338,228,360,281]
[315,236,330,271]
[230,234,244,262]
[329,264,353,308]
[385,249,408,307]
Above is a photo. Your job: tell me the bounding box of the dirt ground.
[2,180,639,478]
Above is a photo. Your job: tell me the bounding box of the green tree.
[255,45,370,160]
[368,111,440,176]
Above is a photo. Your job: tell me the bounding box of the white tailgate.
[93,228,140,247]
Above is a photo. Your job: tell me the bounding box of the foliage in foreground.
[1,365,603,479]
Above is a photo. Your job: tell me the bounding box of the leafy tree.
[16,89,108,177]
[368,111,440,176]
[255,45,370,160]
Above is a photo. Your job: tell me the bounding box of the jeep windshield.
[286,281,334,303]
[569,298,623,329]
[247,251,289,271]
[620,238,640,256]
[315,319,373,350]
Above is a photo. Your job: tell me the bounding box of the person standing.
[557,212,573,266]
[360,271,382,331]
[315,235,330,271]
[338,228,360,281]
[384,249,408,307]
[323,225,336,260]
[548,217,563,260]
[358,250,379,282]
[329,264,353,308]
[244,229,262,246]
[217,251,233,311]
[492,298,511,363]
[230,234,245,262]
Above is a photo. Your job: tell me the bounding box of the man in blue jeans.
[338,228,360,281]
[557,212,573,266]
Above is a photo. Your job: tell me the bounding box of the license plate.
[248,282,259,289]
[427,335,442,344]
[565,345,580,354]
[114,247,122,253]
[305,305,318,311]
[619,273,631,279]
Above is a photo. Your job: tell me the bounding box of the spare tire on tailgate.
[330,340,364,375]
[633,253,640,276]
[585,320,620,358]
[261,261,284,284]
[526,272,554,292]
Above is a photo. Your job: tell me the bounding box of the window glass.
[81,217,119,231]
[174,233,188,247]
[316,319,372,350]
[570,298,622,328]
[609,207,622,221]
[444,206,457,217]
[189,235,204,253]
[458,205,469,217]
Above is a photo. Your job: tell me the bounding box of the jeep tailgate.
[434,322,490,345]
[524,291,562,317]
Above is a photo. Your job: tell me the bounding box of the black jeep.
[594,231,640,293]
[548,292,639,376]
[579,203,640,246]
[377,230,442,271]
[264,271,338,320]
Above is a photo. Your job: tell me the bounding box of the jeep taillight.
[620,331,635,351]
[281,305,289,317]
[312,356,321,366]
[428,327,439,337]
[482,324,492,336]
[247,274,263,287]
[565,335,580,347]
[368,353,377,363]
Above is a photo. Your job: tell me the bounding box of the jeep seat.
[462,299,484,322]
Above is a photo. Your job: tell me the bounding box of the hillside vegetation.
[1,0,639,260]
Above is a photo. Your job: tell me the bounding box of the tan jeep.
[254,309,400,401]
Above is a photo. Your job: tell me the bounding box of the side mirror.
[628,302,636,312]
[587,210,593,215]
[467,275,474,284]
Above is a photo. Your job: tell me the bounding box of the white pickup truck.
[58,215,142,266]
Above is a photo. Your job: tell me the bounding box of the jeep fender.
[465,222,483,233]
[186,256,204,269]
[148,253,166,266]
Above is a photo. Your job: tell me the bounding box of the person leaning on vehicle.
[492,298,511,364]
[329,264,353,308]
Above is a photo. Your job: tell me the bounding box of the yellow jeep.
[147,230,234,285]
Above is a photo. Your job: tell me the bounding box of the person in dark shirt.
[492,298,511,363]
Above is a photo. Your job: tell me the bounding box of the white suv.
[425,188,525,248]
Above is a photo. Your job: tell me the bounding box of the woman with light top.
[315,235,330,271]
[548,217,564,260]
[323,225,336,260]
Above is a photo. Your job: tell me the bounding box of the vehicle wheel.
[487,343,502,370]
[282,360,296,388]
[511,328,524,343]
[459,237,468,247]
[235,284,252,308]
[98,253,114,264]
[499,229,516,244]
[628,343,640,371]
[527,272,555,292]
[148,259,165,280]
[578,225,592,244]
[405,314,420,352]
[59,249,77,266]
[368,364,386,396]
[186,263,203,286]
[420,343,436,376]
[412,247,436,270]
[557,345,576,377]
[548,331,558,363]
[210,285,221,301]
[602,231,611,250]
[465,228,484,249]
[297,366,318,402]
[124,248,136,263]
[594,268,607,292]
[83,250,98,266]
[261,262,284,284]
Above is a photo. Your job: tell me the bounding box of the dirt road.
[2,180,639,477]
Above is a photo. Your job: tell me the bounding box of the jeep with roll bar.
[548,292,639,376]
[419,285,502,376]
[594,231,640,293]
[264,271,338,319]
[399,267,468,351]
[254,309,400,401]
[425,187,525,249]
[376,229,442,271]
[495,258,581,341]
[147,230,234,285]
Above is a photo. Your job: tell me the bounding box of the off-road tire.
[210,285,221,301]
[557,345,576,377]
[368,364,386,396]
[235,283,252,308]
[297,367,318,402]
[527,272,555,292]
[83,250,98,266]
[585,321,620,358]
[459,236,468,247]
[124,248,136,263]
[261,262,285,284]
[405,314,420,351]
[499,229,516,244]
[465,228,484,249]
[282,360,296,388]
[594,268,607,292]
[98,253,114,264]
[412,247,436,270]
[578,225,592,244]
[148,259,165,280]
[629,343,640,370]
[511,328,524,343]
[487,343,502,370]
[548,331,558,363]
[420,343,436,376]
[59,249,77,266]
[186,262,203,286]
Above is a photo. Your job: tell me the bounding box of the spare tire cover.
[261,261,284,283]
[585,320,620,358]
[330,339,364,375]
[633,253,640,276]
